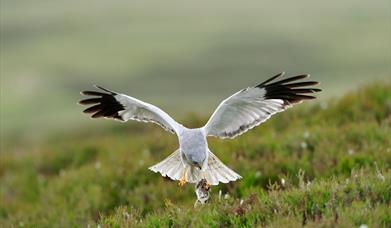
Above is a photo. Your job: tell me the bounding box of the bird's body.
[179,128,208,169]
[79,72,321,186]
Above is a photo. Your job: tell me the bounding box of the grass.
[0,82,390,227]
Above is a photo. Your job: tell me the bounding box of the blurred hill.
[1,0,390,141]
[0,82,390,226]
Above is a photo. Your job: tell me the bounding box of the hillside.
[2,0,390,138]
[1,82,390,227]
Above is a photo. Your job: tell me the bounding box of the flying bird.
[79,72,321,186]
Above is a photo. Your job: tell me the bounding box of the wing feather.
[203,73,321,138]
[79,85,183,134]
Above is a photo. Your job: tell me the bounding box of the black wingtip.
[260,72,321,105]
[79,86,125,120]
[257,72,285,87]
[81,90,106,96]
[93,85,117,95]
[78,98,101,105]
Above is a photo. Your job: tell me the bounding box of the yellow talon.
[179,176,186,187]
[178,167,187,187]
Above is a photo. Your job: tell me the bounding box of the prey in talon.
[194,179,211,206]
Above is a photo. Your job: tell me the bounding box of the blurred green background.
[1,1,391,226]
[1,0,390,143]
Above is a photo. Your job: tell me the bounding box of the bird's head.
[192,161,202,170]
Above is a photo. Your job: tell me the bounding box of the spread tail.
[149,149,241,185]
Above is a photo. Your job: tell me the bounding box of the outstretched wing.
[203,72,321,139]
[79,85,183,134]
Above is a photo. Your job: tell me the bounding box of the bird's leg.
[178,166,188,187]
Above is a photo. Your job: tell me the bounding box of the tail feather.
[149,149,183,181]
[205,151,242,185]
[166,166,177,179]
[187,167,201,183]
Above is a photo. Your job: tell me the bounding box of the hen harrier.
[79,72,321,186]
